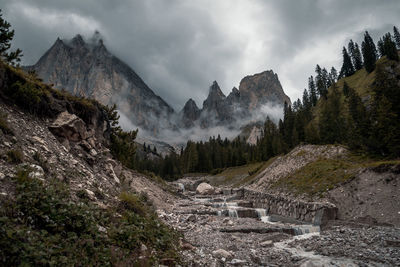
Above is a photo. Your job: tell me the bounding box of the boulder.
[28,164,45,180]
[212,249,233,260]
[196,183,215,195]
[49,111,87,142]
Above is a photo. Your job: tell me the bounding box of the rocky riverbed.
[159,181,400,266]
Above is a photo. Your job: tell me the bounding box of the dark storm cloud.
[1,0,399,110]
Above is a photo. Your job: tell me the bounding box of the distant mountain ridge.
[26,33,174,133]
[179,71,291,128]
[27,32,291,139]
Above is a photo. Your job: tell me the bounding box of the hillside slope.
[207,144,400,226]
[0,61,180,265]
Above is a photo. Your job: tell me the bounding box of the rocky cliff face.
[27,33,291,138]
[179,70,291,128]
[238,71,291,112]
[26,33,174,133]
[178,98,201,128]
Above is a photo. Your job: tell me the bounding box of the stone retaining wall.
[241,189,338,226]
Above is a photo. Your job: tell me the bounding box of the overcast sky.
[1,0,399,110]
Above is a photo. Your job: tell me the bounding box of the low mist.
[117,101,284,148]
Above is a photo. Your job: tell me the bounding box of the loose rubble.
[164,177,400,266]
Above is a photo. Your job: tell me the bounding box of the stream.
[159,187,372,266]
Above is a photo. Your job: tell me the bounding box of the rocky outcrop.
[49,111,88,142]
[179,71,291,128]
[26,33,175,133]
[238,71,291,112]
[179,98,201,128]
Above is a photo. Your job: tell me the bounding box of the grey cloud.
[1,0,399,110]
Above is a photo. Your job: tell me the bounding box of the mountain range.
[26,32,291,139]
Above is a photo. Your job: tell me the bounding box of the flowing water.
[274,232,358,266]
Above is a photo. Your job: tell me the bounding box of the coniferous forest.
[118,27,400,181]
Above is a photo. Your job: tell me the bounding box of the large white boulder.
[196,182,215,195]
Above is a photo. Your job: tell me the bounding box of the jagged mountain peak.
[203,81,226,111]
[179,98,200,128]
[184,98,199,109]
[239,70,291,109]
[27,33,175,134]
[209,81,225,98]
[70,34,85,47]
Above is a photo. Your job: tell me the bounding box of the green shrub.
[0,112,13,135]
[119,192,148,217]
[0,170,180,266]
[6,149,23,163]
[76,189,90,200]
[8,81,48,115]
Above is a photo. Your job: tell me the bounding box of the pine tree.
[393,26,400,49]
[369,64,400,156]
[315,65,328,99]
[0,9,22,65]
[322,67,330,88]
[361,31,378,73]
[329,67,338,84]
[302,89,310,109]
[339,47,355,78]
[377,38,385,57]
[319,85,346,144]
[308,76,318,106]
[382,33,399,61]
[345,85,369,150]
[352,43,363,70]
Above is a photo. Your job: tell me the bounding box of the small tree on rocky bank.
[0,9,22,65]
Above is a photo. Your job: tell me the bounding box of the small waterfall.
[260,216,275,224]
[294,225,320,235]
[228,209,238,218]
[255,208,267,218]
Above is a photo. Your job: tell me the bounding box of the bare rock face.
[179,71,291,128]
[26,33,174,134]
[49,111,87,142]
[238,70,291,112]
[179,98,201,128]
[196,182,215,195]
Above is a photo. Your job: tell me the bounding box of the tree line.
[139,26,400,180]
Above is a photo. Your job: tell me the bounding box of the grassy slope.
[208,158,276,187]
[273,153,400,198]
